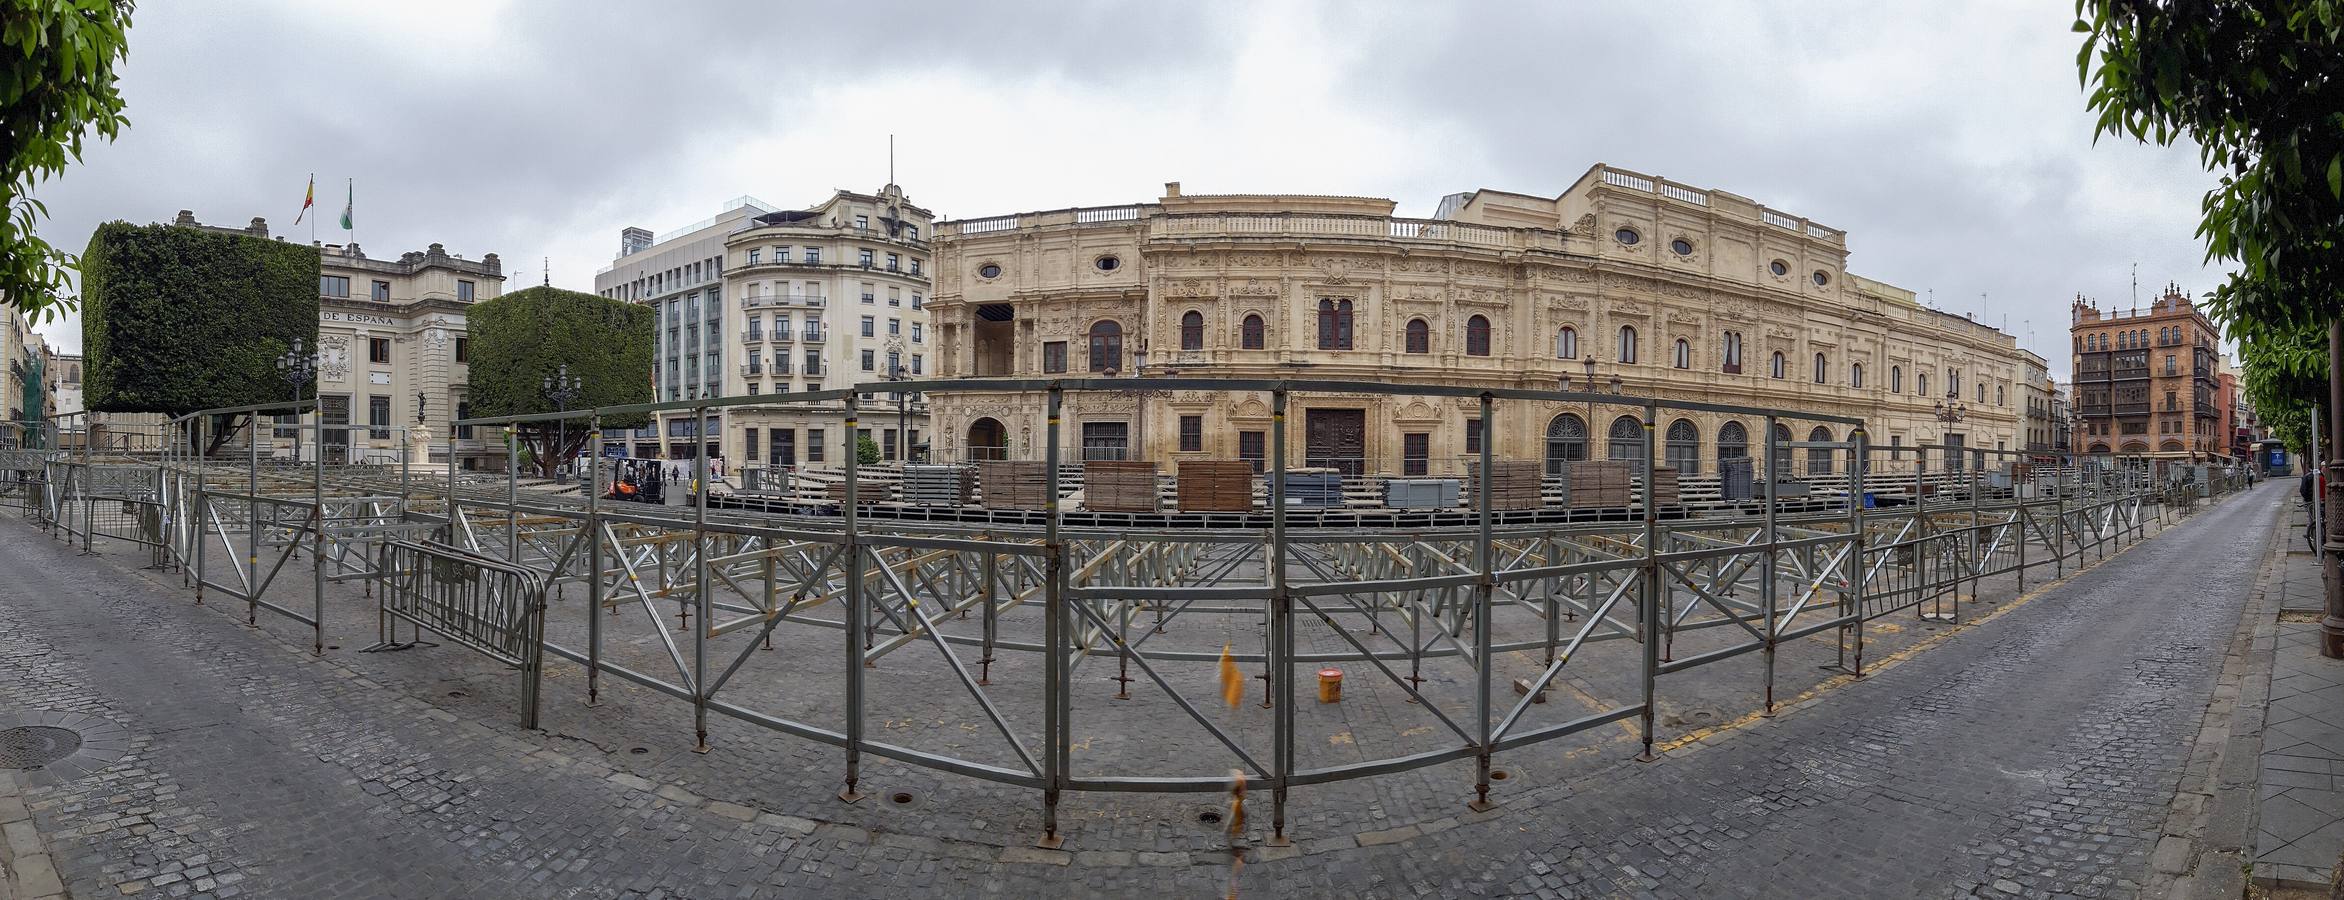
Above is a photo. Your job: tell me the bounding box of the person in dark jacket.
[2306,470,2321,551]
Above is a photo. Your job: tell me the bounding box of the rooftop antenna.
[543,256,550,287]
[2131,263,2138,307]
[888,134,895,186]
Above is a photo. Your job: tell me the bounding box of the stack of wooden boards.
[978,461,1050,510]
[1177,461,1255,512]
[1083,461,1160,512]
[903,464,974,506]
[1469,460,1545,510]
[1568,461,1633,508]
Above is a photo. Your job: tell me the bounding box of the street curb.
[2148,485,2282,898]
[0,770,68,900]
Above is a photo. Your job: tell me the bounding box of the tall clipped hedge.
[465,286,652,474]
[81,221,319,414]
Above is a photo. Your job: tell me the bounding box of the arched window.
[1813,352,1828,384]
[1316,298,1353,350]
[1890,365,1903,393]
[1807,426,1835,475]
[1403,317,1429,354]
[1179,310,1204,351]
[1995,384,2005,405]
[1850,363,1864,389]
[1665,419,1700,474]
[1555,326,1578,359]
[1608,415,1645,461]
[1770,423,1794,474]
[1465,315,1491,356]
[1544,413,1586,473]
[1617,325,1638,363]
[1241,314,1265,349]
[1717,421,1748,467]
[1722,331,1743,373]
[1087,320,1122,372]
[1948,370,1961,398]
[1672,338,1691,369]
[1769,351,1785,379]
[1917,373,1929,398]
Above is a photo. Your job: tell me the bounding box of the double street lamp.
[275,338,318,453]
[544,364,582,476]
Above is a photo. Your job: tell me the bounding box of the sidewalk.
[2253,499,2344,890]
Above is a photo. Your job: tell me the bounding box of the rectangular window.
[368,395,391,439]
[369,337,390,364]
[807,429,825,462]
[1043,341,1068,373]
[320,275,350,298]
[1403,433,1429,476]
[910,259,922,276]
[454,337,469,364]
[861,283,876,304]
[1465,419,1482,455]
[804,350,820,374]
[273,413,297,438]
[911,323,923,343]
[371,280,391,301]
[747,249,761,265]
[1239,431,1266,473]
[911,294,923,309]
[745,428,758,461]
[804,248,819,264]
[855,215,869,230]
[886,253,900,272]
[1179,415,1203,452]
[888,318,901,335]
[859,249,874,267]
[772,428,794,466]
[888,287,900,306]
[455,401,473,440]
[861,316,876,337]
[882,429,898,461]
[457,280,476,302]
[1080,422,1130,461]
[861,349,875,371]
[910,354,923,375]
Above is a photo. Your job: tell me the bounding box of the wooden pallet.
[1083,461,1160,512]
[1177,460,1256,512]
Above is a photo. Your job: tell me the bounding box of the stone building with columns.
[926,164,2026,476]
[171,212,506,466]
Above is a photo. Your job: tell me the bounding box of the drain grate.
[0,725,83,769]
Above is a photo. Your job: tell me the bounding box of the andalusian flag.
[339,179,353,230]
[294,174,315,224]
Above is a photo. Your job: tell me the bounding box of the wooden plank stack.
[1083,461,1160,512]
[1177,461,1256,512]
[1649,465,1681,505]
[1568,460,1634,509]
[978,461,1050,510]
[902,464,974,506]
[1469,460,1545,510]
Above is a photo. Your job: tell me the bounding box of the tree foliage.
[2,0,134,320]
[81,221,318,416]
[464,286,652,476]
[2076,0,2344,452]
[856,433,879,466]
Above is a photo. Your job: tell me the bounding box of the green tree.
[464,286,652,477]
[80,220,318,452]
[855,433,880,466]
[3,0,135,320]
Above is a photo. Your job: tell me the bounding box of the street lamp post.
[275,338,317,458]
[543,364,583,478]
[886,361,915,464]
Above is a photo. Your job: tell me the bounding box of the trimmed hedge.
[81,221,320,414]
[464,286,652,427]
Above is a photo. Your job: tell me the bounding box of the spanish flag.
[294,174,315,224]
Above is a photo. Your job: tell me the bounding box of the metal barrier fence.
[0,380,2247,849]
[371,539,548,728]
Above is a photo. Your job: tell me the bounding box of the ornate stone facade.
[928,165,2026,475]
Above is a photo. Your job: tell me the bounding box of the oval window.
[1095,255,1120,271]
[1614,227,1641,245]
[1769,260,1789,277]
[1670,238,1694,256]
[978,263,1002,279]
[1812,270,1830,286]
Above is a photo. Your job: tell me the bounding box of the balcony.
[801,328,826,342]
[740,363,764,377]
[740,292,828,310]
[2111,366,2150,381]
[2114,402,2151,416]
[2078,404,2112,418]
[742,330,763,344]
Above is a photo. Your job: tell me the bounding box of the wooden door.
[1305,409,1366,476]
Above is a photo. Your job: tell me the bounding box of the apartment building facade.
[2070,284,2227,459]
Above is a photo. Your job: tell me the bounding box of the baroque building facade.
[595,185,934,467]
[2069,284,2227,459]
[927,165,2027,476]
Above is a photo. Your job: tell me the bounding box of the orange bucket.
[1317,668,1343,703]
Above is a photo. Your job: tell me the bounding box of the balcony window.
[1465,315,1491,356]
[1181,310,1204,350]
[747,249,760,265]
[1554,326,1576,359]
[1618,326,1638,363]
[1044,341,1068,374]
[1246,315,1268,350]
[1672,338,1690,369]
[1089,321,1124,372]
[1316,298,1354,350]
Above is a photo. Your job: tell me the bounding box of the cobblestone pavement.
[0,485,2277,898]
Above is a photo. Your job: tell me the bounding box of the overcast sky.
[28,0,2226,381]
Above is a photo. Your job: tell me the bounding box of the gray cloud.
[32,0,2224,382]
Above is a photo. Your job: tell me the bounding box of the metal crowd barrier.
[371,539,548,728]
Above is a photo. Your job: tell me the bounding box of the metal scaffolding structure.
[1,378,2249,848]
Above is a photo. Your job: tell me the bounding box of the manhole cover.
[0,725,83,769]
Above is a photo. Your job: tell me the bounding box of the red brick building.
[2070,285,2227,459]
